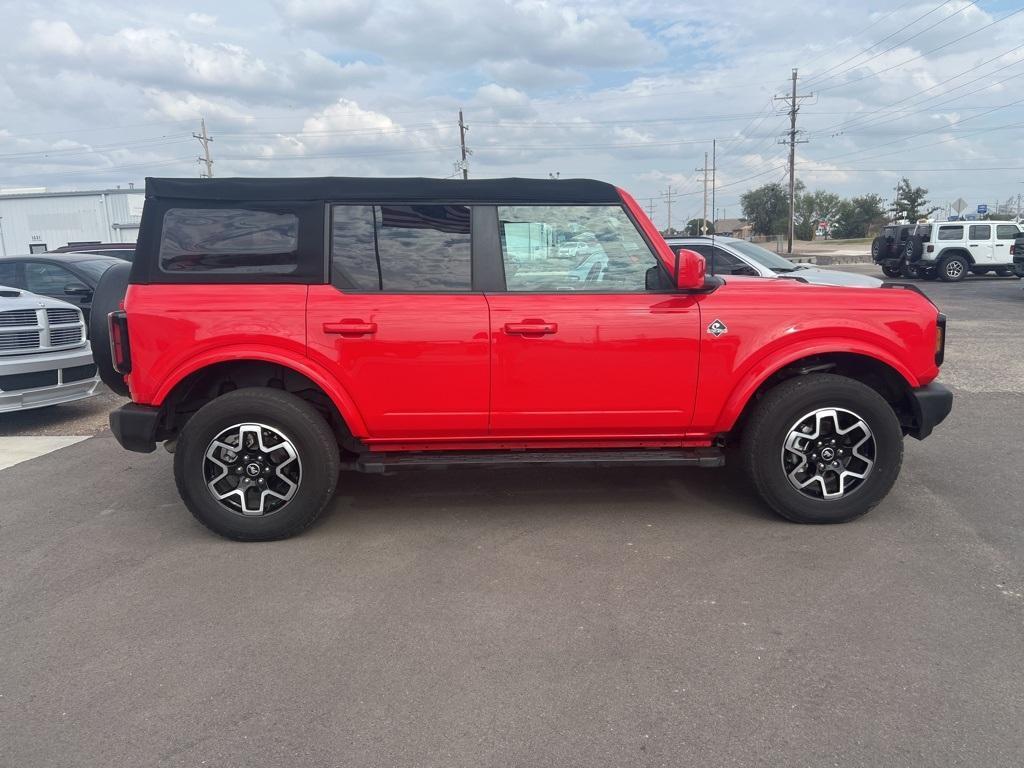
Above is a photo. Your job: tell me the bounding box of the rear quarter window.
[159,208,299,274]
[937,226,963,241]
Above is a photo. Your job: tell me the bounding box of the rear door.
[485,204,701,437]
[995,224,1019,263]
[306,204,490,439]
[967,224,995,265]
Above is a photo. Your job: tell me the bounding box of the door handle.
[323,320,377,336]
[504,322,557,335]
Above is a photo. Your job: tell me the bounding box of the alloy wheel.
[203,423,301,516]
[781,408,875,500]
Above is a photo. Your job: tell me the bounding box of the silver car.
[665,236,881,288]
[0,285,100,413]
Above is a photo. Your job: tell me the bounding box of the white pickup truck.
[0,285,100,413]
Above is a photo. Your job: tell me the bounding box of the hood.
[788,267,882,288]
[0,285,84,312]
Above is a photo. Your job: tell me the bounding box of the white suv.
[0,285,100,413]
[902,221,1022,281]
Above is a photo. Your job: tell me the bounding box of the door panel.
[967,224,995,264]
[306,287,490,438]
[487,293,701,435]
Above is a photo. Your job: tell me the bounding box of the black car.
[0,253,124,324]
[871,224,919,278]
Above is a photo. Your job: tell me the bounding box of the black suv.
[871,224,917,278]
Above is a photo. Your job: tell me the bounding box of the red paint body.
[123,190,942,452]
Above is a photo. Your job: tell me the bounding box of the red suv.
[91,177,952,540]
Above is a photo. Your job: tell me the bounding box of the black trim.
[879,281,937,308]
[145,176,621,205]
[471,206,504,291]
[906,381,953,440]
[935,313,946,366]
[109,402,162,453]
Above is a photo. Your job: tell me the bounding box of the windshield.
[728,240,800,272]
[73,259,119,282]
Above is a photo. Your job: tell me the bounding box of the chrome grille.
[0,330,41,351]
[49,327,83,346]
[46,308,80,325]
[0,309,37,327]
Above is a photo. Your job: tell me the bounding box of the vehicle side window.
[159,208,299,274]
[712,247,743,268]
[996,224,1019,240]
[0,262,18,287]
[376,205,471,291]
[498,205,658,292]
[938,226,963,241]
[969,225,991,240]
[25,262,77,294]
[330,204,472,292]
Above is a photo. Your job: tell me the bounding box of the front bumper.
[0,346,100,413]
[109,402,162,453]
[906,381,953,440]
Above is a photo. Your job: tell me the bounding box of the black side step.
[347,448,724,474]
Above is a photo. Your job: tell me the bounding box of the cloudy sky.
[2,0,1023,227]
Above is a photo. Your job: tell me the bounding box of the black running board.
[347,448,724,474]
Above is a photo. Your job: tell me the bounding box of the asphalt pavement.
[1,268,1022,767]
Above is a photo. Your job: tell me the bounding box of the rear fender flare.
[151,346,369,437]
[717,341,920,432]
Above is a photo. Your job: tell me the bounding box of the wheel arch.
[937,247,974,265]
[722,350,919,439]
[152,353,368,448]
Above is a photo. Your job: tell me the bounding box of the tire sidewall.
[747,377,904,524]
[939,254,967,282]
[175,390,338,540]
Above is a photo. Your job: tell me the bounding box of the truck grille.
[0,309,37,327]
[0,306,85,356]
[0,330,42,351]
[46,308,80,325]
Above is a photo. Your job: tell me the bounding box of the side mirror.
[64,282,92,297]
[675,248,706,290]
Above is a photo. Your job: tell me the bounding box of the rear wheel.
[174,388,340,541]
[741,374,903,524]
[939,254,968,282]
[881,263,902,278]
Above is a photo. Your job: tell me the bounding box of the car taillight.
[926,244,934,253]
[935,313,946,366]
[108,310,132,374]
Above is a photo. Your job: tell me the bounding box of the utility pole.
[661,186,677,232]
[695,148,717,235]
[458,109,470,180]
[642,197,657,223]
[193,117,213,178]
[774,69,811,253]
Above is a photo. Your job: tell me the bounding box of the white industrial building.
[0,187,145,257]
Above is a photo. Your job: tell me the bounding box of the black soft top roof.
[145,176,622,205]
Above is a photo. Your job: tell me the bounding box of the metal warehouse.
[0,187,144,256]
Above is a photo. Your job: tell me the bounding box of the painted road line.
[0,436,90,471]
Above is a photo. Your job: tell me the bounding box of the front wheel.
[174,388,340,541]
[741,374,904,524]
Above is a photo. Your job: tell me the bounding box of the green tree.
[684,218,714,236]
[831,193,886,238]
[794,190,841,241]
[741,182,790,236]
[892,177,939,221]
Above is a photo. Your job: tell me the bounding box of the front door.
[486,204,701,437]
[307,204,490,439]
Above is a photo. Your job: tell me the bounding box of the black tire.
[881,263,902,278]
[174,388,340,541]
[88,261,131,396]
[870,237,887,260]
[938,253,968,282]
[995,267,1011,277]
[741,374,904,524]
[903,235,924,261]
[920,267,938,280]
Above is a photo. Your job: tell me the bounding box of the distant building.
[713,218,753,239]
[0,187,144,256]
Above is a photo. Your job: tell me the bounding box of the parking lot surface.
[1,269,1022,767]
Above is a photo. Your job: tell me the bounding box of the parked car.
[0,285,99,413]
[1013,235,1024,278]
[666,236,882,287]
[901,221,1023,281]
[0,253,124,325]
[49,243,135,261]
[871,224,918,278]
[92,176,951,541]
